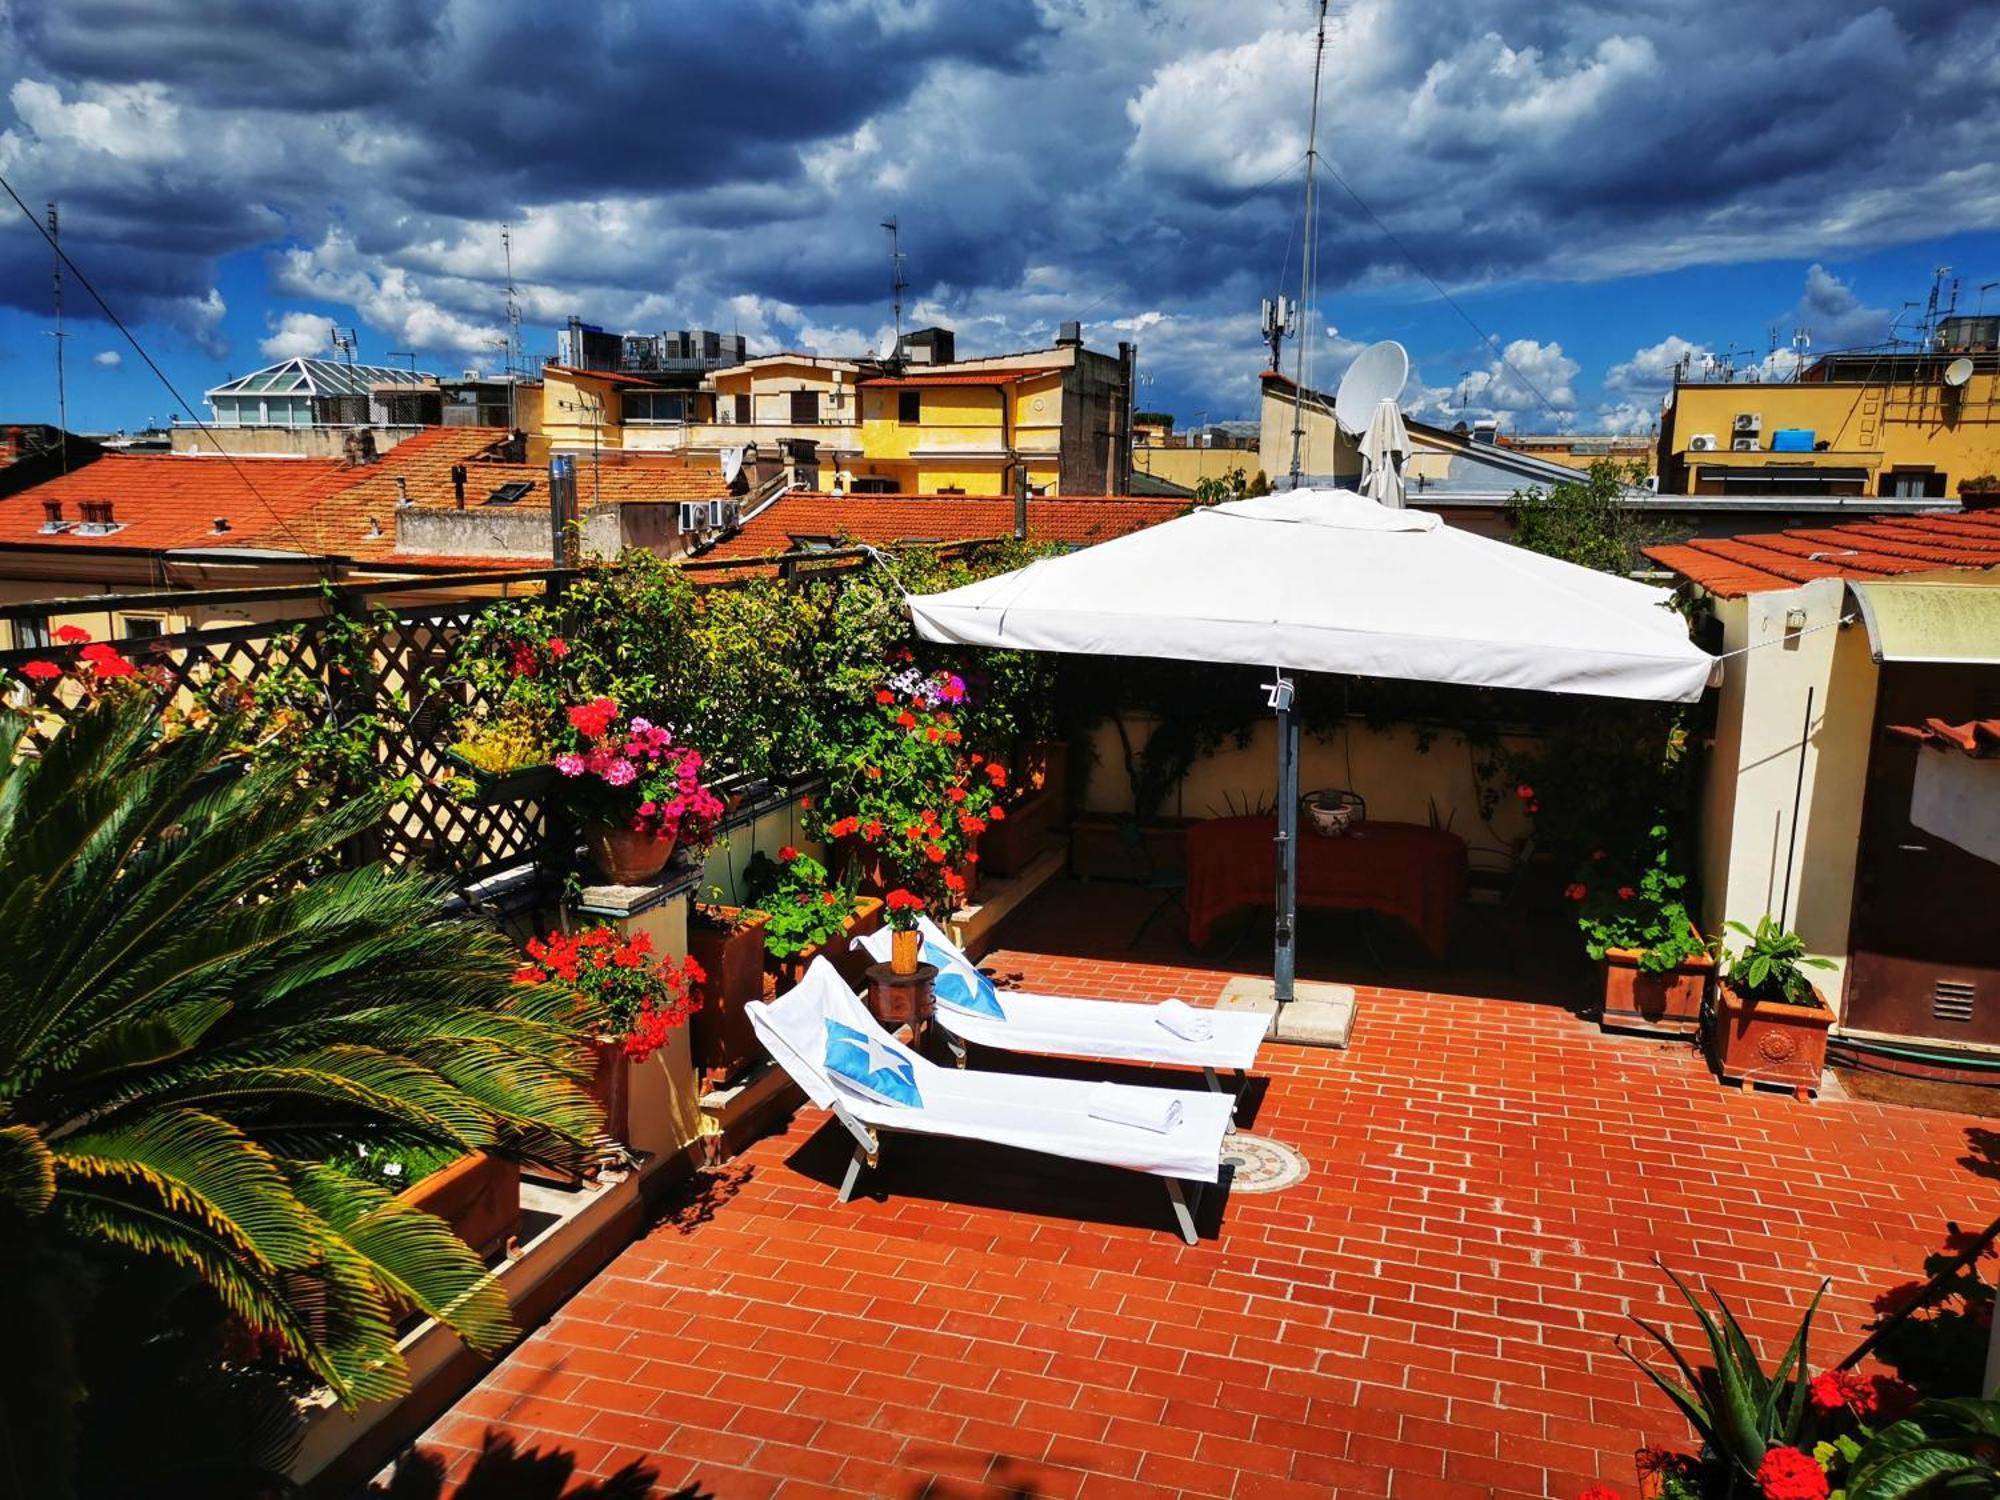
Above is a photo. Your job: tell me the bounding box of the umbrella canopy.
[909,490,1712,703]
[1359,398,1410,508]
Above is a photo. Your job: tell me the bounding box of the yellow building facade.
[1661,349,2000,499]
[847,368,1065,495]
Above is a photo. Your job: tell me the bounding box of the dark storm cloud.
[0,0,1995,412]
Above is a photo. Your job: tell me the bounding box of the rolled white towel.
[1154,998,1214,1043]
[1086,1083,1184,1134]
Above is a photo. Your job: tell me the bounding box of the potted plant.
[1571,827,1713,1038]
[513,924,706,1152]
[330,1141,521,1261]
[1957,472,2000,503]
[444,629,571,802]
[1707,915,1837,1096]
[814,668,1001,912]
[745,846,883,989]
[555,696,724,884]
[884,888,925,975]
[687,897,773,1091]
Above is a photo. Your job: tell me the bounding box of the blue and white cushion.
[824,1019,923,1109]
[923,940,1008,1021]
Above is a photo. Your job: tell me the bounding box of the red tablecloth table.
[1184,816,1467,958]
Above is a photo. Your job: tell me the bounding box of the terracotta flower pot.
[400,1151,520,1259]
[1706,978,1834,1097]
[584,821,676,884]
[891,927,921,975]
[688,906,772,1092]
[1600,938,1713,1039]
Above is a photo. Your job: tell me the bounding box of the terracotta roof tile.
[0,452,354,552]
[698,491,1187,561]
[1645,509,2000,596]
[1886,718,2000,757]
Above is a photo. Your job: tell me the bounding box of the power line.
[0,170,332,564]
[1313,153,1569,427]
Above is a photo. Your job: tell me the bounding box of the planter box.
[1706,979,1834,1096]
[980,785,1061,877]
[1600,941,1714,1039]
[401,1151,520,1259]
[1069,813,1193,882]
[1014,738,1070,812]
[767,896,884,991]
[689,906,771,1091]
[831,835,893,897]
[444,751,557,806]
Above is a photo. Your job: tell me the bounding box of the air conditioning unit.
[1733,412,1762,433]
[678,502,708,534]
[1731,436,1758,452]
[714,499,740,530]
[1688,434,1718,452]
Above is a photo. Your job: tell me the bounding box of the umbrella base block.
[1215,977,1356,1049]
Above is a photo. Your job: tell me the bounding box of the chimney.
[341,428,378,467]
[39,500,65,532]
[77,500,116,534]
[394,476,412,507]
[451,462,467,509]
[212,516,231,535]
[1056,321,1083,347]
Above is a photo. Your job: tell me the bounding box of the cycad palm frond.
[0,693,601,1442]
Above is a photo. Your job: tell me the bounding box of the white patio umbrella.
[1359,397,1410,507]
[907,490,1713,1002]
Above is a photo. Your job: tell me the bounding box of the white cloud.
[259,310,336,360]
[91,348,121,367]
[7,77,183,164]
[272,229,504,358]
[1410,337,1579,428]
[1606,334,1710,392]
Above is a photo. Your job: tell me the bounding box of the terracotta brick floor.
[391,885,1995,1499]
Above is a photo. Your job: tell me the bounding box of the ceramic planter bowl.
[584,822,676,885]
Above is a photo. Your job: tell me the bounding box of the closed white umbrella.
[907,490,1713,1005]
[1359,397,1410,507]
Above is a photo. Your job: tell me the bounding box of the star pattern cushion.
[823,1018,923,1108]
[924,940,1007,1021]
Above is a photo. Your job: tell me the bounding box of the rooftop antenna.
[331,325,358,366]
[880,217,908,356]
[1288,0,1336,488]
[1923,266,1952,345]
[46,201,68,473]
[501,224,523,381]
[389,349,418,387]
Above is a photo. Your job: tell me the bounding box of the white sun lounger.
[853,915,1271,1104]
[746,957,1233,1243]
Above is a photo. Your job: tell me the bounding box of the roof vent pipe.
[451,462,467,510]
[394,476,411,507]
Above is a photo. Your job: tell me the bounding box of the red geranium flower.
[895,711,917,730]
[986,762,1007,787]
[988,804,1006,822]
[875,689,895,704]
[862,819,883,841]
[800,795,812,810]
[924,843,946,864]
[1564,883,1588,901]
[20,660,62,681]
[52,625,90,644]
[778,845,799,862]
[942,870,966,893]
[1754,1446,1827,1500]
[1516,783,1534,800]
[1617,886,1636,901]
[566,696,619,739]
[86,652,136,679]
[546,636,569,658]
[946,786,967,803]
[1806,1370,1853,1413]
[1577,1488,1623,1500]
[886,889,925,913]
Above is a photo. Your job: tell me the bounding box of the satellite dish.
[721,446,745,486]
[1334,340,1410,435]
[1944,356,1975,388]
[878,331,899,360]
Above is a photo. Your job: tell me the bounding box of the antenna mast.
[47,202,68,474]
[880,217,908,354]
[1287,0,1330,489]
[502,224,523,379]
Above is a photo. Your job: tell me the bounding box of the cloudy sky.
[2,0,1998,439]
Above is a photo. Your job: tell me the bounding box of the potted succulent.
[555,696,724,884]
[1707,915,1837,1096]
[687,897,773,1091]
[513,924,705,1154]
[745,846,883,989]
[884,888,926,975]
[1571,827,1713,1038]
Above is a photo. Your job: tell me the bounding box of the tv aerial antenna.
[502,224,523,379]
[331,326,358,366]
[880,217,908,355]
[45,201,68,473]
[1286,0,1331,488]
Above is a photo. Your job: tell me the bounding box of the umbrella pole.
[1269,673,1299,1005]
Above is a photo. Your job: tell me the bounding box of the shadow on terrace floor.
[996,872,1584,1009]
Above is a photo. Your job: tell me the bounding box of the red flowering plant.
[741,845,858,960]
[1570,820,1707,975]
[513,925,704,1062]
[884,887,926,933]
[554,696,724,849]
[7,628,146,701]
[447,602,579,781]
[812,667,1001,912]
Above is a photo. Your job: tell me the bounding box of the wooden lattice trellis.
[0,581,570,890]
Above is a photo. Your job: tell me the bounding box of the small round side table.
[864,961,938,1053]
